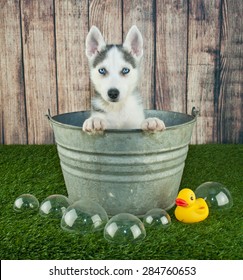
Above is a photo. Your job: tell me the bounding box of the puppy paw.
[141,118,166,132]
[83,117,107,134]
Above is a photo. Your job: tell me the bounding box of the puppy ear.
[123,25,143,59]
[86,26,106,59]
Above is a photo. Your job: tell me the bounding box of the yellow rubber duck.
[175,188,209,223]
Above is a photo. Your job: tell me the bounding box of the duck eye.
[190,195,194,201]
[121,68,130,75]
[98,68,107,75]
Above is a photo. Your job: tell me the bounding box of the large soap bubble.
[104,213,146,243]
[61,200,108,234]
[143,208,171,228]
[195,182,233,210]
[39,194,71,219]
[13,194,39,213]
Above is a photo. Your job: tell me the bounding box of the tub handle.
[191,107,200,117]
[46,109,53,128]
[46,109,52,120]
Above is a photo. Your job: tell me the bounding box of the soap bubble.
[104,213,146,243]
[61,200,108,234]
[195,182,233,210]
[143,208,171,228]
[13,194,39,213]
[39,194,71,219]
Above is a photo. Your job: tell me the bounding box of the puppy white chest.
[105,97,145,129]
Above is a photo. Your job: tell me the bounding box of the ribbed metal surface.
[48,110,196,216]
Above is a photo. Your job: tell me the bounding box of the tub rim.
[47,108,197,133]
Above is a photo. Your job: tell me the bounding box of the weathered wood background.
[0,0,242,144]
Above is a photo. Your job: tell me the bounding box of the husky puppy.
[83,25,165,133]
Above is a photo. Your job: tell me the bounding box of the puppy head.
[86,26,143,103]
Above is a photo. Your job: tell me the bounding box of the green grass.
[0,145,242,260]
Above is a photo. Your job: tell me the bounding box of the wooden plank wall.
[0,0,242,144]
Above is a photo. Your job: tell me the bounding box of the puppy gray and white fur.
[83,25,166,133]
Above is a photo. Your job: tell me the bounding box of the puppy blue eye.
[98,68,107,75]
[121,68,130,75]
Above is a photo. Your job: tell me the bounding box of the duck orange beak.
[175,198,188,207]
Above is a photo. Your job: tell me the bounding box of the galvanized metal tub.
[48,110,196,216]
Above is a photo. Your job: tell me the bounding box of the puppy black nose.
[108,88,119,101]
